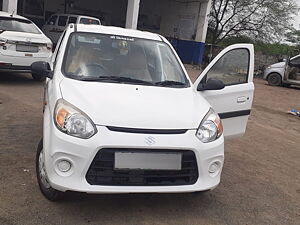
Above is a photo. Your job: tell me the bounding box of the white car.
[0,11,52,81]
[42,14,101,44]
[32,24,254,201]
[263,55,300,87]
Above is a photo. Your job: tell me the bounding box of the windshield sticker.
[110,35,135,42]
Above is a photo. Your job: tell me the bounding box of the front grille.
[86,148,198,186]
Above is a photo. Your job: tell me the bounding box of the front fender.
[263,68,284,80]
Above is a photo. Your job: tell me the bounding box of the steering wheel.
[75,63,109,76]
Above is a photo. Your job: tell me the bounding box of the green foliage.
[209,0,299,45]
[254,42,294,56]
[219,36,295,56]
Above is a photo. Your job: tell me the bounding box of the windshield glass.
[0,17,41,34]
[63,32,189,87]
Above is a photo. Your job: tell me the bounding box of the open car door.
[194,44,254,139]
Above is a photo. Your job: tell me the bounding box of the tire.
[32,73,46,82]
[267,73,282,86]
[36,139,65,201]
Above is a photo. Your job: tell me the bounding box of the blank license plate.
[16,45,38,53]
[114,152,182,170]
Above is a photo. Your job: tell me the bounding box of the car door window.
[205,49,249,85]
[289,57,300,66]
[68,17,77,24]
[58,16,68,27]
[47,15,57,25]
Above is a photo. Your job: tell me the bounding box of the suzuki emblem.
[145,136,156,146]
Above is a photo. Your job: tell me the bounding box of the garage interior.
[0,0,211,64]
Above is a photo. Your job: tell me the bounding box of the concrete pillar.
[2,0,18,14]
[195,0,212,42]
[125,0,140,29]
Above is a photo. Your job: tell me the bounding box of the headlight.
[196,108,223,143]
[54,99,97,139]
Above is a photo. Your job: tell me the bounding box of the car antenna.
[10,10,15,17]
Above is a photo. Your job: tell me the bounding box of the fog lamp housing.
[57,160,72,172]
[208,161,222,174]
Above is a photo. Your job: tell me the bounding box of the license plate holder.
[16,44,38,53]
[114,152,182,170]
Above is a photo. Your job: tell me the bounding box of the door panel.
[195,44,254,139]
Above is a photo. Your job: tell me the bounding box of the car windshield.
[0,17,41,34]
[63,32,189,87]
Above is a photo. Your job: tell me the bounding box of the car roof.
[51,13,99,20]
[73,24,162,41]
[0,11,29,20]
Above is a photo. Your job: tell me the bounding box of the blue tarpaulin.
[171,39,205,65]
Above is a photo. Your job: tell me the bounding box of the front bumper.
[44,120,224,193]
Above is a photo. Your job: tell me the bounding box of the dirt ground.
[0,70,299,225]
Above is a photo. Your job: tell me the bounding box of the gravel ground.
[0,70,299,225]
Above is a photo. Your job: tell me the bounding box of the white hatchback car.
[0,11,52,80]
[32,24,254,201]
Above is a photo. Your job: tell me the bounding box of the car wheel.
[36,139,65,201]
[267,73,282,86]
[32,73,46,82]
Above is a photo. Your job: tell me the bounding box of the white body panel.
[263,62,285,80]
[194,44,255,139]
[41,25,254,194]
[43,106,224,193]
[59,78,210,129]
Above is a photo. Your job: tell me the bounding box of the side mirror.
[197,79,225,91]
[31,61,53,79]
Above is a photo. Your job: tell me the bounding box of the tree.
[208,0,299,45]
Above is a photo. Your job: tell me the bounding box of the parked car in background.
[264,54,300,87]
[42,14,101,44]
[32,24,254,201]
[0,11,52,81]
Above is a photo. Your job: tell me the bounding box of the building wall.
[44,0,127,27]
[41,0,208,42]
[139,0,205,41]
[8,0,210,64]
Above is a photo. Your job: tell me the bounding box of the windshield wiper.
[155,80,187,87]
[76,75,153,85]
[111,76,153,85]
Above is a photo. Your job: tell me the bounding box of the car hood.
[269,62,285,68]
[59,78,210,130]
